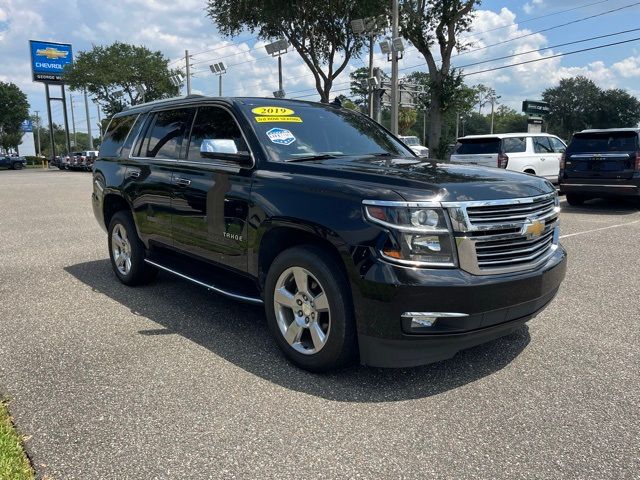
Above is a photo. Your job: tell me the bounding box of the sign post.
[29,40,73,159]
[522,100,549,134]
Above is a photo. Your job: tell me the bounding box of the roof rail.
[123,94,206,110]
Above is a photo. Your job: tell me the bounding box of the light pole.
[209,62,227,96]
[69,93,77,149]
[83,89,93,150]
[351,15,387,118]
[92,98,103,143]
[135,84,147,104]
[185,50,192,95]
[265,39,290,98]
[379,4,403,135]
[489,94,501,134]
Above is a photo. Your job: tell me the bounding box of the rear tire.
[566,194,586,206]
[108,211,157,286]
[264,245,357,372]
[12,162,22,170]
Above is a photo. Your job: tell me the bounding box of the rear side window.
[503,137,526,153]
[100,115,137,158]
[120,114,146,158]
[454,138,501,155]
[533,137,554,154]
[187,106,247,161]
[140,108,195,159]
[549,137,566,153]
[568,132,638,153]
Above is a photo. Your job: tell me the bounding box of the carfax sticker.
[252,106,295,116]
[266,128,296,145]
[255,116,302,123]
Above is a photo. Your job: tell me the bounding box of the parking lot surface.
[0,169,638,479]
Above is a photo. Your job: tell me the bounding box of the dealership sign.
[522,100,550,116]
[29,40,73,83]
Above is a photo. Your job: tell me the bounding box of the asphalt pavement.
[0,169,638,479]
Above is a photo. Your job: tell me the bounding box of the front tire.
[108,211,157,286]
[264,245,357,372]
[12,162,22,170]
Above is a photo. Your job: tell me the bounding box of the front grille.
[445,193,560,275]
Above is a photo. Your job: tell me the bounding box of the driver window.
[533,136,553,154]
[187,106,247,161]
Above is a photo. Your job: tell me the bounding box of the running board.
[144,259,264,305]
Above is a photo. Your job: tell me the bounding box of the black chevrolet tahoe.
[92,96,567,371]
[559,128,640,205]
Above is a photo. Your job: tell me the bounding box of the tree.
[492,106,527,134]
[206,0,385,103]
[398,108,418,134]
[594,89,640,129]
[0,82,30,151]
[400,0,478,154]
[349,67,371,108]
[474,84,497,114]
[64,42,181,117]
[542,76,601,139]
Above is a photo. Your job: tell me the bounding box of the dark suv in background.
[92,96,567,371]
[559,128,640,205]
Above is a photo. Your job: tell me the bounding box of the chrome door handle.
[175,177,191,186]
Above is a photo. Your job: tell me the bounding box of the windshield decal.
[266,128,296,145]
[255,116,302,123]
[252,106,295,116]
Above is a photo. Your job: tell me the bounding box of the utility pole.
[368,35,375,118]
[34,111,42,157]
[372,67,383,124]
[390,0,399,135]
[185,49,192,95]
[83,89,93,150]
[69,93,77,149]
[61,85,72,155]
[45,85,56,159]
[95,101,103,143]
[455,112,460,139]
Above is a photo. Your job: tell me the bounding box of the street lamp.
[135,84,147,103]
[265,38,290,98]
[209,62,227,97]
[169,74,185,96]
[351,14,387,118]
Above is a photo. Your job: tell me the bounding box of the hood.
[286,156,555,201]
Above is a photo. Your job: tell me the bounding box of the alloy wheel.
[111,223,132,276]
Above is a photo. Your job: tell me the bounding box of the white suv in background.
[449,133,566,182]
[398,135,429,158]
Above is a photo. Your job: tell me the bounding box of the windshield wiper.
[285,154,345,163]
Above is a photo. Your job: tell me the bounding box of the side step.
[144,259,264,305]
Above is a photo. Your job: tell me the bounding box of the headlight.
[363,201,457,267]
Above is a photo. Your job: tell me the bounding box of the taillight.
[497,153,509,168]
[635,151,640,171]
[560,153,566,170]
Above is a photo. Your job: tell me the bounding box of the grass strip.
[0,400,34,480]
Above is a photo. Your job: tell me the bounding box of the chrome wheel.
[111,223,132,276]
[273,266,331,355]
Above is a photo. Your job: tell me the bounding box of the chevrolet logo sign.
[522,219,545,239]
[36,47,69,60]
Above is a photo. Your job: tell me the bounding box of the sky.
[1,0,640,135]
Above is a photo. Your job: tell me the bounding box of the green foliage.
[542,76,640,139]
[0,82,30,151]
[34,124,100,157]
[349,67,371,107]
[398,108,418,135]
[493,106,528,134]
[0,400,34,480]
[63,42,181,117]
[206,0,386,102]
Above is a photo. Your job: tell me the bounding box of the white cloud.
[523,0,545,15]
[612,56,640,78]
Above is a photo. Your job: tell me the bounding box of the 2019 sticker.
[252,106,295,116]
[266,128,296,145]
[255,116,303,123]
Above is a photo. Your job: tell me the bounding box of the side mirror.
[200,139,253,167]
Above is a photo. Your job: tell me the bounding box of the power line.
[463,36,640,77]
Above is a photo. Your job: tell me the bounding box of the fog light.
[401,312,469,333]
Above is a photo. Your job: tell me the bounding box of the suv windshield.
[240,103,412,162]
[454,138,501,155]
[401,136,420,146]
[568,131,638,153]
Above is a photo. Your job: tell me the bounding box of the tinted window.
[454,138,501,155]
[187,106,246,161]
[503,137,526,153]
[567,132,638,153]
[533,136,553,154]
[141,108,194,159]
[100,115,137,157]
[239,104,412,161]
[549,137,566,153]
[121,114,146,158]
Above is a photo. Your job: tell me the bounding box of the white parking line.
[560,219,640,239]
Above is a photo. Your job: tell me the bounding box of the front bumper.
[352,245,567,368]
[559,176,640,198]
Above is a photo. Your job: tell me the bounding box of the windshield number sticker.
[266,128,296,146]
[252,106,295,116]
[255,116,302,123]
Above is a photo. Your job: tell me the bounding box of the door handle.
[127,169,141,178]
[175,177,191,187]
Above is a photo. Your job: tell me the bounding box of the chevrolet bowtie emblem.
[36,47,69,60]
[522,219,545,239]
